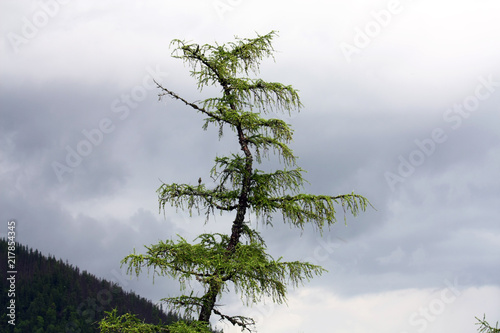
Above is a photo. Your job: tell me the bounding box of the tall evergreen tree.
[99,31,370,332]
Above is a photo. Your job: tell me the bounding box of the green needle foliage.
[476,315,500,333]
[99,31,371,332]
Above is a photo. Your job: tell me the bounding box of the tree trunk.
[226,125,253,253]
[198,280,220,323]
[198,125,252,322]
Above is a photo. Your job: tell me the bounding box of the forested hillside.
[0,238,186,332]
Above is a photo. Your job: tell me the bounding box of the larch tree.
[99,31,371,333]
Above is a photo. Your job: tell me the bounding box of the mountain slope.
[0,238,184,332]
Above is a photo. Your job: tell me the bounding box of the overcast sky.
[1,1,500,332]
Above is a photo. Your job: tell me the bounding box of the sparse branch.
[251,192,372,230]
[169,39,227,90]
[120,235,231,289]
[230,253,326,305]
[224,31,277,75]
[161,294,206,319]
[212,308,255,332]
[157,183,239,218]
[227,78,302,114]
[155,80,225,122]
[122,233,325,308]
[247,135,296,165]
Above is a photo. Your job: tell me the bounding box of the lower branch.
[212,308,255,332]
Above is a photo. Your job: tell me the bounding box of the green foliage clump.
[476,315,500,333]
[99,309,212,333]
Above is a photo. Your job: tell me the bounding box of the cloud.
[377,246,406,265]
[217,285,500,333]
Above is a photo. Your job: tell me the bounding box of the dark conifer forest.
[0,238,194,332]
